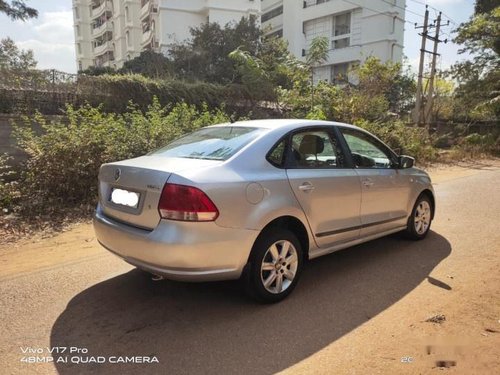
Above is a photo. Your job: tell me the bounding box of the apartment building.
[73,0,142,70]
[261,0,406,83]
[73,0,260,70]
[73,0,405,79]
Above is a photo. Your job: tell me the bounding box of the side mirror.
[398,155,414,169]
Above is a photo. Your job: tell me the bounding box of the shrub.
[77,74,269,114]
[355,120,439,163]
[11,99,232,215]
[0,154,16,210]
[455,132,500,158]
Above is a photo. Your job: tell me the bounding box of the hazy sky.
[0,0,475,74]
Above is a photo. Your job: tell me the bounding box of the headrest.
[299,134,324,155]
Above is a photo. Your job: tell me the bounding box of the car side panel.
[356,168,412,237]
[166,166,317,250]
[286,168,362,247]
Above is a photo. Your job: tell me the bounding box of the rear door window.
[289,130,344,169]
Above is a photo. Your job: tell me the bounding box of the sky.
[0,0,475,74]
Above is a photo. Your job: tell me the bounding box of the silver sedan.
[94,120,435,302]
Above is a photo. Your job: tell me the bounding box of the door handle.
[362,178,374,187]
[298,182,315,192]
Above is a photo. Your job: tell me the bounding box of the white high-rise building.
[73,0,143,70]
[73,0,405,80]
[261,0,406,83]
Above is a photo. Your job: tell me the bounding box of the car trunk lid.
[98,155,221,230]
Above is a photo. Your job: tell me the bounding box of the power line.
[343,0,416,27]
[406,0,459,25]
[378,0,425,20]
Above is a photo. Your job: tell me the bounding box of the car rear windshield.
[149,126,264,161]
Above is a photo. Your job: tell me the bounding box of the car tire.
[244,229,303,303]
[405,194,433,240]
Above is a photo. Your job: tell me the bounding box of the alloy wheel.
[414,200,431,235]
[260,240,298,294]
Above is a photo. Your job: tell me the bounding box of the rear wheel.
[244,229,303,303]
[405,194,433,240]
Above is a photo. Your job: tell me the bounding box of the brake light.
[158,183,219,222]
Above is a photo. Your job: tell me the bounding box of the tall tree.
[120,50,173,78]
[306,36,329,109]
[450,3,499,120]
[0,37,37,69]
[0,0,37,21]
[475,0,498,14]
[169,16,261,84]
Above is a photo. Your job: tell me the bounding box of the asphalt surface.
[0,163,499,375]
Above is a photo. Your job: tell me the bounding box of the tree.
[229,47,271,98]
[228,35,308,101]
[0,0,37,21]
[475,0,498,14]
[120,50,173,78]
[450,3,499,120]
[169,16,261,83]
[79,66,115,76]
[305,36,329,109]
[0,37,37,70]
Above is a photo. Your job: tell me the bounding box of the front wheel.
[405,194,433,240]
[244,229,303,303]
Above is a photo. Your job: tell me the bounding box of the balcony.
[95,51,115,67]
[140,0,158,20]
[141,29,153,46]
[93,41,113,56]
[91,1,112,19]
[140,2,149,19]
[92,21,113,37]
[326,45,361,64]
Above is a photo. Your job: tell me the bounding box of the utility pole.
[412,6,429,126]
[423,12,445,126]
[412,7,448,127]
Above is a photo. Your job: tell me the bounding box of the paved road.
[1,164,499,374]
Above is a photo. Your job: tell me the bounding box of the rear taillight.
[158,183,219,222]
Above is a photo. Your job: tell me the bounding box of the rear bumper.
[93,205,259,281]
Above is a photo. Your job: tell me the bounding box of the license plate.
[110,188,140,208]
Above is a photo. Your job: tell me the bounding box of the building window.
[304,0,332,8]
[331,12,351,50]
[330,63,349,84]
[77,43,82,55]
[333,13,350,36]
[125,6,130,22]
[126,30,130,46]
[267,29,283,39]
[74,7,79,19]
[333,38,349,49]
[261,5,283,23]
[78,61,83,71]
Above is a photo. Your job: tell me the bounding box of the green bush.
[0,154,16,210]
[77,74,269,114]
[12,99,231,214]
[455,132,500,157]
[354,120,439,163]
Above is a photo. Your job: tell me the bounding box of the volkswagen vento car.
[94,120,435,302]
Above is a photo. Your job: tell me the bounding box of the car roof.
[207,119,361,131]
